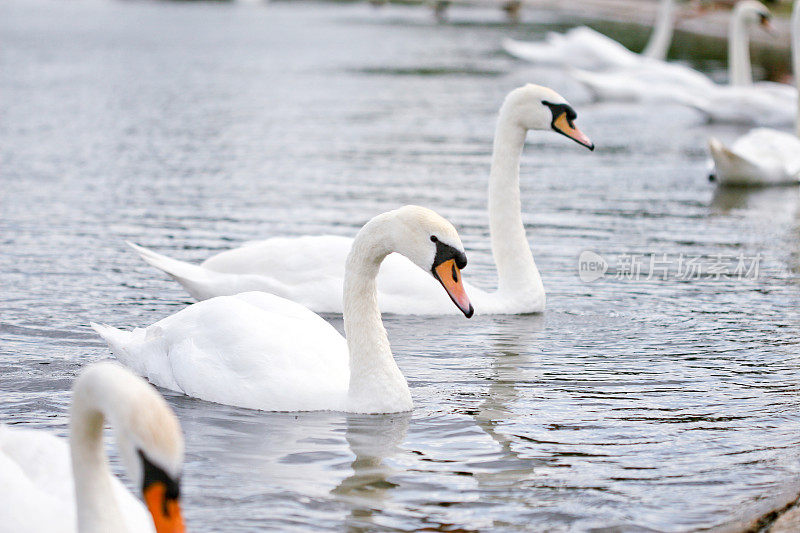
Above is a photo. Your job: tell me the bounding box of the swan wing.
[572,61,713,103]
[94,292,350,412]
[691,86,796,126]
[504,27,637,70]
[131,237,352,311]
[709,130,800,185]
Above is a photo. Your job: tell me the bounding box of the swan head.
[387,205,474,318]
[74,363,186,533]
[734,1,772,32]
[502,84,594,150]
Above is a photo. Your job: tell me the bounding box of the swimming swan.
[0,362,185,533]
[503,0,680,70]
[572,1,796,125]
[128,85,594,315]
[94,206,474,414]
[708,0,800,185]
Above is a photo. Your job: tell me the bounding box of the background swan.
[572,1,796,125]
[709,0,800,185]
[503,0,680,70]
[128,84,594,315]
[0,362,185,533]
[94,206,473,414]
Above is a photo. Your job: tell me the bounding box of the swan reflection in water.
[331,413,410,531]
[710,184,800,216]
[471,315,547,490]
[710,184,800,275]
[329,315,548,530]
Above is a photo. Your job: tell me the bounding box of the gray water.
[2,0,800,531]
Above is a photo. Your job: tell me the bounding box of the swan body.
[685,85,797,126]
[0,363,185,533]
[572,58,714,103]
[130,84,594,315]
[573,1,796,125]
[96,206,475,414]
[709,0,800,185]
[93,292,353,411]
[128,238,465,315]
[503,0,678,69]
[709,131,800,185]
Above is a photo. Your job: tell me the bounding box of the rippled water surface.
[3,1,800,531]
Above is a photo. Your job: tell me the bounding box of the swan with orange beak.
[0,362,186,533]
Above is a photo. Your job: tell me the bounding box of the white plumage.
[0,426,154,533]
[573,1,797,126]
[95,206,475,414]
[503,0,678,70]
[129,85,594,315]
[93,292,351,412]
[0,363,184,533]
[708,0,800,185]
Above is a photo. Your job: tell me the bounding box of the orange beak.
[433,259,473,318]
[552,112,594,151]
[144,482,186,533]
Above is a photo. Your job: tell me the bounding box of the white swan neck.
[488,107,543,296]
[343,215,412,413]
[70,375,131,533]
[642,0,676,60]
[792,0,800,136]
[730,5,754,86]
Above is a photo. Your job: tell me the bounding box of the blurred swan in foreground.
[95,206,473,414]
[503,0,680,69]
[128,85,594,315]
[0,362,185,533]
[573,1,796,125]
[709,0,800,185]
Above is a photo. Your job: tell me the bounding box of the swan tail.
[708,137,750,168]
[708,137,761,184]
[91,322,182,392]
[91,322,135,358]
[127,242,215,300]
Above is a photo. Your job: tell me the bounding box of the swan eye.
[542,101,577,127]
[430,235,438,242]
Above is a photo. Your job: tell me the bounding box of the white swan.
[572,1,796,125]
[503,0,680,70]
[709,0,800,185]
[94,206,474,414]
[573,1,770,97]
[128,84,594,315]
[0,362,185,533]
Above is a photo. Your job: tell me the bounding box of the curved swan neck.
[70,374,131,533]
[730,5,754,86]
[343,214,411,412]
[642,0,676,60]
[793,0,800,136]
[488,106,543,295]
